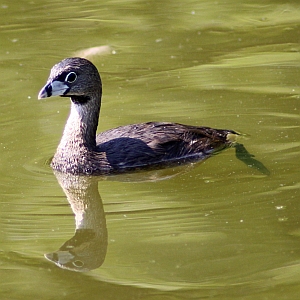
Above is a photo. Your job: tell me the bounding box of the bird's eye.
[65,72,77,83]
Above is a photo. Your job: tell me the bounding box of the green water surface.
[1,1,300,299]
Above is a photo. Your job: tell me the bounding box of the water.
[1,1,300,299]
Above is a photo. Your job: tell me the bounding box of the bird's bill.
[38,80,69,99]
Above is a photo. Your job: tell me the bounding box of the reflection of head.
[45,228,107,272]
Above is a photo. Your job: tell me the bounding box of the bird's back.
[95,122,237,170]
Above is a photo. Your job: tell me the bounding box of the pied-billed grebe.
[38,57,238,175]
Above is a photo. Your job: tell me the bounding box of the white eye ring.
[65,72,77,83]
[72,260,84,268]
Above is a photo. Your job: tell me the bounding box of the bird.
[38,57,238,175]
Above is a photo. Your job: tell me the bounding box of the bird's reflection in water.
[44,162,201,272]
[44,143,269,272]
[45,171,108,272]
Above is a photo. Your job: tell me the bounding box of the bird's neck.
[57,97,100,153]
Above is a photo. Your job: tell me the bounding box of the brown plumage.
[38,57,237,175]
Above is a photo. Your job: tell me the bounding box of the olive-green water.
[1,1,300,299]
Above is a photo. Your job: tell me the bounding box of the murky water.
[1,1,300,299]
